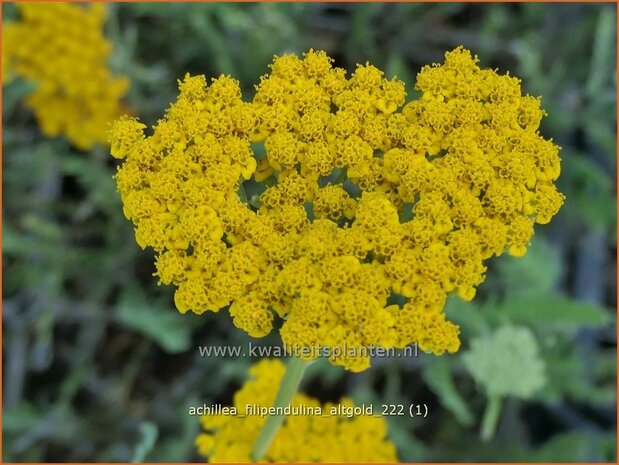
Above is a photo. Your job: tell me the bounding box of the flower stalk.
[480,394,502,442]
[250,356,310,462]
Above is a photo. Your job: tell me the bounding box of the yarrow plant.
[196,359,398,463]
[3,3,129,150]
[110,47,564,372]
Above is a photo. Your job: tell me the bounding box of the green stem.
[250,356,310,462]
[480,394,502,442]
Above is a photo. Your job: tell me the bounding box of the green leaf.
[116,287,194,353]
[384,416,428,462]
[155,395,202,462]
[2,78,37,113]
[493,294,611,328]
[530,431,594,462]
[571,191,617,232]
[494,238,562,296]
[60,153,121,212]
[443,296,490,338]
[3,223,33,256]
[422,358,474,426]
[538,344,584,402]
[131,422,158,463]
[3,403,41,434]
[561,151,616,231]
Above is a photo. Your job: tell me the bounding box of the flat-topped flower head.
[110,48,564,371]
[4,3,129,150]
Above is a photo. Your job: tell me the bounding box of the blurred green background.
[2,2,617,462]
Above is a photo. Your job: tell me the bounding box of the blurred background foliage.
[2,2,617,462]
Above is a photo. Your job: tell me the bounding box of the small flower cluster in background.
[3,3,129,150]
[463,325,547,399]
[110,48,564,372]
[196,359,398,463]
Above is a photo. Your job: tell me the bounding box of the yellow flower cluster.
[3,3,129,150]
[196,359,398,463]
[110,48,564,371]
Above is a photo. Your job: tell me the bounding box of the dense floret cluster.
[110,48,564,371]
[4,3,129,149]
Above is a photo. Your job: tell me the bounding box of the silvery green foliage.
[463,325,546,398]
